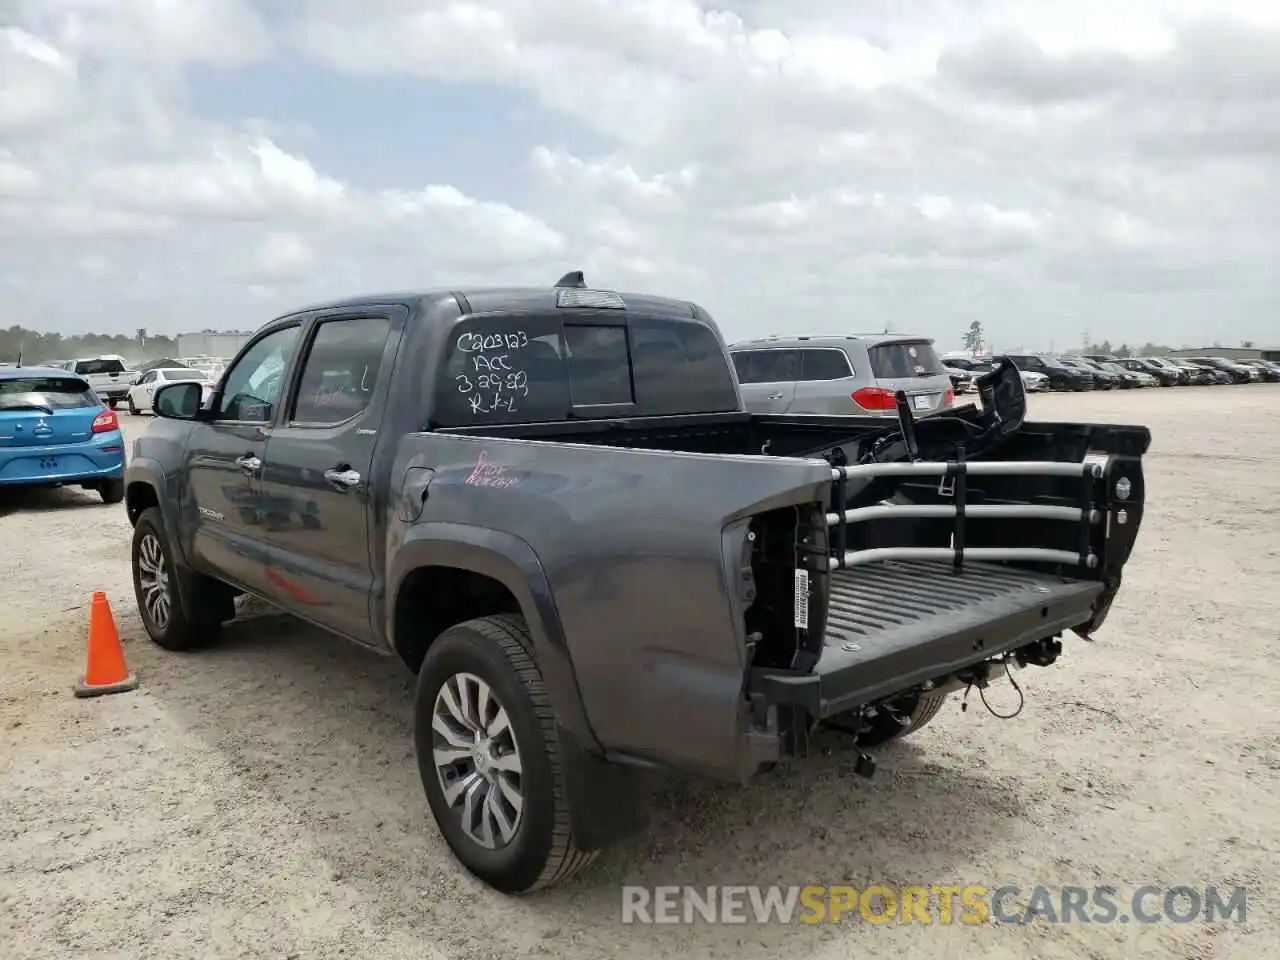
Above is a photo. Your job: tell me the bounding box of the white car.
[1020,370,1050,392]
[126,367,213,414]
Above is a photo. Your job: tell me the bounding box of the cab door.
[183,323,303,595]
[256,310,404,645]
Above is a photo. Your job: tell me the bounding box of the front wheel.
[131,507,231,650]
[414,615,596,894]
[128,396,139,416]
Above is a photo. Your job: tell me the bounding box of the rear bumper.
[0,430,126,486]
[748,560,1105,724]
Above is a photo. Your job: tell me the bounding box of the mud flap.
[561,730,653,851]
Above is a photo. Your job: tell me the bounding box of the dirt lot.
[2,386,1277,960]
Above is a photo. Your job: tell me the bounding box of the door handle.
[324,466,361,490]
[235,454,261,475]
[767,392,785,400]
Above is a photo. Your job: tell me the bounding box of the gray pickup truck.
[124,273,1149,894]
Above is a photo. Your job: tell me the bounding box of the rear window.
[867,340,945,379]
[0,376,96,410]
[731,348,853,383]
[160,369,205,381]
[434,313,738,426]
[73,358,126,375]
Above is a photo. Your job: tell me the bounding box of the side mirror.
[153,381,206,420]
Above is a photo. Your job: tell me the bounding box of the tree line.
[960,320,1207,358]
[1,326,177,366]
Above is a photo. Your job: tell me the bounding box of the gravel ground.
[2,386,1277,960]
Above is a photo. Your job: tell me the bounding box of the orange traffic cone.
[73,592,138,698]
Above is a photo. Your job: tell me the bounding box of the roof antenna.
[554,270,586,289]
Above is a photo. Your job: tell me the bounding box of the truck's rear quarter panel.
[392,432,831,778]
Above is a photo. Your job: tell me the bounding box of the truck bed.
[812,559,1104,716]
[434,408,901,460]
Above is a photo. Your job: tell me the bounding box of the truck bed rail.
[827,457,1107,573]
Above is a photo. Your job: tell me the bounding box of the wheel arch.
[389,524,599,752]
[124,460,190,565]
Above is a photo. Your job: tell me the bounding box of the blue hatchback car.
[0,365,126,503]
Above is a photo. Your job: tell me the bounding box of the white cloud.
[16,0,272,64]
[1,0,1279,351]
[0,27,79,130]
[0,149,41,196]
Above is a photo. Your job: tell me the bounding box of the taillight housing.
[91,409,119,434]
[851,387,899,411]
[943,387,954,405]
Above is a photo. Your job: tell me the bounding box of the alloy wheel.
[431,671,524,849]
[137,533,172,631]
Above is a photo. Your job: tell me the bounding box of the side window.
[291,316,392,425]
[563,325,633,406]
[734,349,800,384]
[630,319,738,415]
[800,349,852,381]
[436,315,570,426]
[748,349,801,383]
[139,371,155,385]
[218,325,301,422]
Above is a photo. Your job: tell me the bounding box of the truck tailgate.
[798,560,1102,718]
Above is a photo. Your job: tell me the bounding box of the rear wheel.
[99,478,124,504]
[107,398,117,410]
[414,615,596,894]
[854,692,950,748]
[131,507,231,650]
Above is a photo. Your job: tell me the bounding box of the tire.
[854,692,950,748]
[131,507,230,650]
[128,397,139,416]
[414,614,596,894]
[99,478,125,504]
[107,398,117,410]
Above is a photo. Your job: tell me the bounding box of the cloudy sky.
[2,0,1278,352]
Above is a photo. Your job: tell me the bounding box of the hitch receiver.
[1016,636,1063,668]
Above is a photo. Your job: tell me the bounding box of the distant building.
[1166,346,1280,362]
[175,330,253,359]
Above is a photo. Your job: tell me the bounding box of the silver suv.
[728,334,956,417]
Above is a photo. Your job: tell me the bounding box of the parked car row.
[725,332,1278,420]
[32,355,227,412]
[948,353,1280,391]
